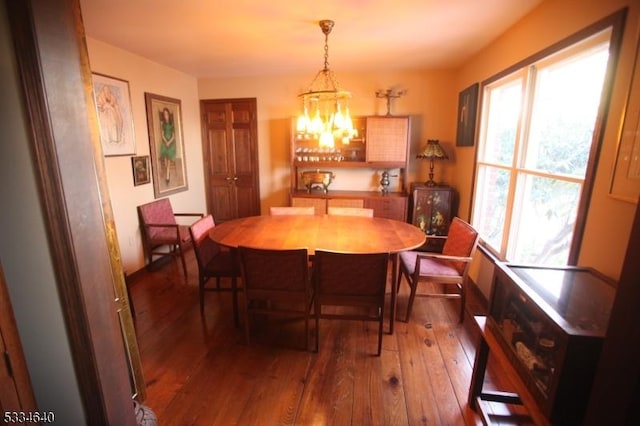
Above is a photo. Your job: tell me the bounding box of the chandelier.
[296,20,356,148]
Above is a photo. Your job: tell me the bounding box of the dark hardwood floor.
[129,249,536,425]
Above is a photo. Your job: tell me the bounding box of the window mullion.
[503,68,533,259]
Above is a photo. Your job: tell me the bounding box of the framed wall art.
[610,34,640,203]
[144,93,188,197]
[456,83,479,147]
[92,73,136,156]
[131,155,150,186]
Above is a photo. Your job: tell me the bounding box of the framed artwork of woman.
[92,73,136,156]
[144,93,189,197]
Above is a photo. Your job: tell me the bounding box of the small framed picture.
[91,73,136,156]
[456,83,479,147]
[131,155,151,186]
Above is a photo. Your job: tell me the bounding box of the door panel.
[211,186,236,222]
[236,188,257,218]
[234,128,254,175]
[201,99,260,222]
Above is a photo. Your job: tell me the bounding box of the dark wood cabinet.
[201,99,260,223]
[476,263,616,425]
[364,194,407,221]
[408,184,456,252]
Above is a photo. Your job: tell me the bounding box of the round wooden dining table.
[209,214,426,333]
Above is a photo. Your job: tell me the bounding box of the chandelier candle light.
[296,20,356,149]
[417,139,448,186]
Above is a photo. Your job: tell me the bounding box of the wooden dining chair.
[396,217,479,323]
[327,207,374,217]
[189,215,241,324]
[269,206,315,215]
[137,198,203,280]
[313,250,390,355]
[237,246,314,350]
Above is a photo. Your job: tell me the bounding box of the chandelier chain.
[323,32,330,71]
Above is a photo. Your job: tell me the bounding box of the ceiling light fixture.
[296,20,355,149]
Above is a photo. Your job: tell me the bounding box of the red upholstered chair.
[313,250,389,355]
[137,198,203,280]
[397,217,479,323]
[237,246,313,350]
[189,215,241,324]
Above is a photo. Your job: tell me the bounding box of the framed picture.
[91,73,136,156]
[144,93,188,197]
[610,36,640,203]
[456,83,479,147]
[131,155,150,186]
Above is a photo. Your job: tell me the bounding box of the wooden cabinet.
[408,184,457,252]
[365,116,409,164]
[473,263,616,425]
[364,195,407,221]
[290,116,410,217]
[292,192,407,221]
[201,98,260,223]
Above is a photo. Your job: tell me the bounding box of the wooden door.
[201,99,260,222]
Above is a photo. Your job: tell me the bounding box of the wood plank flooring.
[129,250,538,425]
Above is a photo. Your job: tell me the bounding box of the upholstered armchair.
[137,198,203,280]
[397,217,479,323]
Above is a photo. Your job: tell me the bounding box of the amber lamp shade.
[416,139,448,186]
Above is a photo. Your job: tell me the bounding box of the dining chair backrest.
[269,206,315,216]
[441,217,479,274]
[189,215,221,268]
[239,246,310,293]
[313,250,389,355]
[189,214,240,321]
[238,245,313,349]
[138,198,179,240]
[314,250,389,298]
[327,207,374,217]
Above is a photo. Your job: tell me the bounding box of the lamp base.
[424,170,436,186]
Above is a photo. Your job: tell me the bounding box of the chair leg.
[231,278,239,327]
[304,312,309,352]
[458,282,466,324]
[404,275,418,323]
[377,307,384,356]
[314,301,320,353]
[243,298,251,345]
[178,245,188,279]
[199,276,205,314]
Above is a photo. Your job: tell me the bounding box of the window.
[471,28,617,265]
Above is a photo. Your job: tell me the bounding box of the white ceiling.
[79,0,543,79]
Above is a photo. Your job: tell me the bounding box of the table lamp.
[417,139,448,186]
